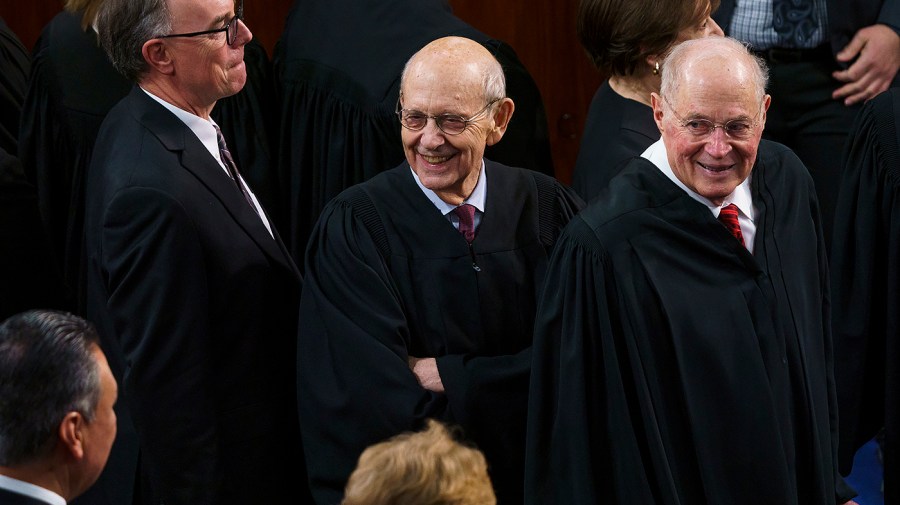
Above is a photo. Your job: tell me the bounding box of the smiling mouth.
[422,154,451,164]
[698,162,733,173]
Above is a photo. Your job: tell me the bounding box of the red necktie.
[453,204,477,243]
[718,203,745,247]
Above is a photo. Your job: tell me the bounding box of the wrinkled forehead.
[401,59,485,108]
[672,60,760,114]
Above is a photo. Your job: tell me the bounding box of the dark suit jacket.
[83,86,308,504]
[0,486,55,505]
[714,0,900,55]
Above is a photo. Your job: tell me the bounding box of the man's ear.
[57,412,86,461]
[650,92,665,131]
[760,93,772,127]
[142,38,175,75]
[486,98,515,146]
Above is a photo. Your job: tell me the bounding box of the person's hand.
[408,356,445,393]
[841,500,860,505]
[832,24,900,105]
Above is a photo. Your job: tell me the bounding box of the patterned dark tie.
[718,203,745,247]
[214,124,257,213]
[453,204,477,243]
[773,0,817,47]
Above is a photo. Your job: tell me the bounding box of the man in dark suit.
[84,0,310,503]
[713,0,900,246]
[0,310,118,505]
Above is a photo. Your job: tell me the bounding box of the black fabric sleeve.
[296,197,451,505]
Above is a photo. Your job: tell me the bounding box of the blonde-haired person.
[343,420,496,505]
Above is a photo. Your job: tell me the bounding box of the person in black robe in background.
[525,37,857,505]
[274,0,553,264]
[570,0,723,201]
[0,17,62,320]
[830,88,900,504]
[296,37,583,505]
[19,0,277,311]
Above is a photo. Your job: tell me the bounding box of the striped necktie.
[718,203,745,247]
[214,124,257,214]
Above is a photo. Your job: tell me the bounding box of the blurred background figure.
[274,0,554,264]
[570,0,723,201]
[0,16,62,320]
[713,0,900,247]
[19,0,278,312]
[342,420,496,505]
[0,310,117,505]
[830,87,899,505]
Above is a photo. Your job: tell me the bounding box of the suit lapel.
[128,88,297,276]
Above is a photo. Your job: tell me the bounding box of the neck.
[141,78,215,120]
[0,465,70,501]
[607,72,659,108]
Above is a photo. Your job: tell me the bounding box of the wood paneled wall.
[1,0,601,183]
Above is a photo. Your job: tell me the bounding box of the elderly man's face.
[166,0,250,105]
[655,62,770,206]
[400,60,498,205]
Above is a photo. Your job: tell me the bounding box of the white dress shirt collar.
[642,139,756,251]
[410,159,487,216]
[0,474,66,505]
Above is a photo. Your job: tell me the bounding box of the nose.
[704,127,732,157]
[708,17,725,37]
[419,119,447,149]
[236,18,252,45]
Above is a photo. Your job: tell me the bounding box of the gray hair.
[97,0,171,82]
[400,37,507,104]
[660,37,769,105]
[0,310,102,466]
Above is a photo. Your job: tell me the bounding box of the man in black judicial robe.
[274,0,554,264]
[830,88,900,504]
[525,37,855,505]
[297,37,582,505]
[19,3,278,311]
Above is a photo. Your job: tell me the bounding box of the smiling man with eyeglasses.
[526,36,857,505]
[296,36,583,505]
[82,0,311,503]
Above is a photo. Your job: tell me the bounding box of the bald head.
[401,36,506,102]
[660,37,769,106]
[396,36,515,205]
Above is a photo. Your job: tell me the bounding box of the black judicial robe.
[0,16,27,157]
[0,17,61,320]
[274,0,554,265]
[19,10,277,311]
[526,141,850,504]
[831,88,900,504]
[297,160,583,505]
[571,81,659,202]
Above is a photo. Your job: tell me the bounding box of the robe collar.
[642,139,756,250]
[409,159,487,216]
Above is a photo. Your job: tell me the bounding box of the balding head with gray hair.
[660,37,769,106]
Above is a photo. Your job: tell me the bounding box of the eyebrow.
[207,10,232,30]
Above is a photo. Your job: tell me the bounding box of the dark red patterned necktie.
[718,203,745,247]
[453,204,477,243]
